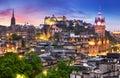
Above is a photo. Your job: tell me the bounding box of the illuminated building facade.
[44,15,66,25]
[112,31,120,39]
[88,11,110,56]
[59,12,110,56]
[88,37,110,56]
[35,25,51,41]
[94,11,105,37]
[60,33,110,56]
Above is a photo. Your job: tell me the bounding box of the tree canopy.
[0,52,43,78]
[0,52,78,78]
[36,60,79,78]
[9,34,22,40]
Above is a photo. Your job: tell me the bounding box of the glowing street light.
[19,55,23,59]
[16,74,26,78]
[88,41,95,46]
[42,70,47,76]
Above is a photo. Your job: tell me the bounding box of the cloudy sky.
[0,0,120,31]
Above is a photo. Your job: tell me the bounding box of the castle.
[44,15,67,25]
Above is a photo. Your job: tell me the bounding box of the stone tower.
[11,9,16,26]
[94,11,105,37]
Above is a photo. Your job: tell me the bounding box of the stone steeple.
[11,9,16,26]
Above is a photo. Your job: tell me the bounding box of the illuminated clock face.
[97,21,101,25]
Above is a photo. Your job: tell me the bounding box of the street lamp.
[19,55,23,59]
[42,70,47,76]
[16,74,26,78]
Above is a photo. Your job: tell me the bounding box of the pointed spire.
[11,9,16,26]
[12,9,14,18]
[98,6,102,18]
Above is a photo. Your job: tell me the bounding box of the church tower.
[94,11,105,37]
[11,9,16,26]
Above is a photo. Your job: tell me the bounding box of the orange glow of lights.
[71,38,75,42]
[88,41,95,45]
[107,40,109,44]
[88,53,97,56]
[97,40,102,45]
[113,32,120,34]
[35,29,51,41]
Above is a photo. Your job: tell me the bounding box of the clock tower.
[94,11,105,37]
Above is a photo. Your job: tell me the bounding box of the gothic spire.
[12,9,14,18]
[11,9,16,26]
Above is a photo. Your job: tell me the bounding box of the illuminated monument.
[44,15,66,25]
[88,11,110,56]
[94,11,105,37]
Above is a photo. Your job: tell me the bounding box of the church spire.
[11,9,16,26]
[12,9,14,18]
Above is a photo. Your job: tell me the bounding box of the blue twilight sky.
[0,0,120,31]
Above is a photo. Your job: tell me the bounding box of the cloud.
[23,6,40,13]
[53,8,90,19]
[36,0,68,8]
[0,9,12,16]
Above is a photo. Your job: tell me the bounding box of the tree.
[22,39,26,47]
[35,33,41,40]
[35,33,41,37]
[0,62,15,78]
[0,52,43,78]
[47,60,79,78]
[0,52,28,78]
[25,51,43,78]
[9,34,22,40]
